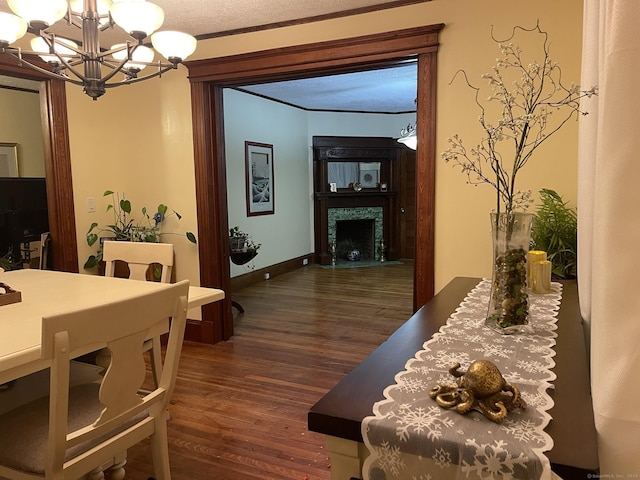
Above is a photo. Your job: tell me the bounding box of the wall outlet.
[264,273,270,280]
[303,258,309,266]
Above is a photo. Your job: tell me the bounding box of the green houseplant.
[441,23,596,331]
[84,191,196,270]
[531,188,577,279]
[229,226,260,267]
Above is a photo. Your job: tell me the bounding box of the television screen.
[0,178,49,260]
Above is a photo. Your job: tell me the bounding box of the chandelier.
[0,0,197,100]
[397,123,417,150]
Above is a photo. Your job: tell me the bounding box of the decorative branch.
[441,22,597,216]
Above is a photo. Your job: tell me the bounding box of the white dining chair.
[0,280,189,480]
[102,241,175,387]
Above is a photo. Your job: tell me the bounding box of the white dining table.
[0,269,225,385]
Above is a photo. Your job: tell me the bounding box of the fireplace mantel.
[313,136,401,265]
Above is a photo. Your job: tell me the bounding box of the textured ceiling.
[0,0,421,112]
[238,63,417,113]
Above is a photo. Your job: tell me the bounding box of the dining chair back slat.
[103,241,174,283]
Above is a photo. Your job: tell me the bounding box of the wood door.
[399,148,416,259]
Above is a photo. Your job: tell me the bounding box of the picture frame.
[0,143,19,177]
[358,162,381,188]
[245,141,275,216]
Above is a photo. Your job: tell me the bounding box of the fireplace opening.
[336,219,375,261]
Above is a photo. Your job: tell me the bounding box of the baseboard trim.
[231,254,313,291]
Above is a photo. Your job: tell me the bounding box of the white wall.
[224,89,415,277]
[224,89,311,277]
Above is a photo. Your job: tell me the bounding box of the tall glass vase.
[486,212,534,334]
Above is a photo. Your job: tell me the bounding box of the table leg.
[324,435,368,480]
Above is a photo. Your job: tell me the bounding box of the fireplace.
[336,219,375,261]
[328,207,383,262]
[313,136,401,265]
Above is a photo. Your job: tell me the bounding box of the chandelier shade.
[151,31,198,62]
[0,0,198,100]
[7,0,67,28]
[110,1,164,38]
[0,12,28,45]
[111,43,154,71]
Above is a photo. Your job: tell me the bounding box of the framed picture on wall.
[0,143,19,177]
[245,141,275,216]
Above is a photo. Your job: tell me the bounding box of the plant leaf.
[186,232,197,244]
[120,199,131,214]
[84,254,100,269]
[87,233,98,247]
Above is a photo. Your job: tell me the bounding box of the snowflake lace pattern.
[362,279,561,480]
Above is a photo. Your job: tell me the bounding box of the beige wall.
[67,0,583,292]
[0,87,45,177]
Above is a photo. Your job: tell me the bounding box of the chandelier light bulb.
[0,12,28,46]
[110,1,165,39]
[7,0,67,29]
[151,31,197,62]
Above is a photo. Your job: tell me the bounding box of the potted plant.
[531,189,577,279]
[84,191,196,270]
[441,23,596,331]
[229,226,260,266]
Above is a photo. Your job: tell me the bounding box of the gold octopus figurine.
[429,359,526,423]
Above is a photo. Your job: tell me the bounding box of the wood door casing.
[0,56,78,274]
[186,24,442,341]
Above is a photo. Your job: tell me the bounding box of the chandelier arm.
[103,63,178,88]
[0,49,84,86]
[63,14,83,30]
[93,57,140,84]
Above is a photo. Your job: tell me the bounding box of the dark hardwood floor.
[123,261,414,480]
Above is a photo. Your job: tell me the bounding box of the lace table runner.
[362,279,562,480]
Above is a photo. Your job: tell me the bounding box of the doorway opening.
[186,24,442,342]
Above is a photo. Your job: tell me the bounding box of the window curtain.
[328,162,359,188]
[579,0,640,473]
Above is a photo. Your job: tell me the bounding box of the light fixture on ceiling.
[397,97,417,150]
[0,0,197,100]
[397,123,417,150]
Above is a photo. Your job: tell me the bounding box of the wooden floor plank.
[117,262,413,479]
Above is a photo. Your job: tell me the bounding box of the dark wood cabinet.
[312,136,403,265]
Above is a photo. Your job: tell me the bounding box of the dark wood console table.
[308,277,598,479]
